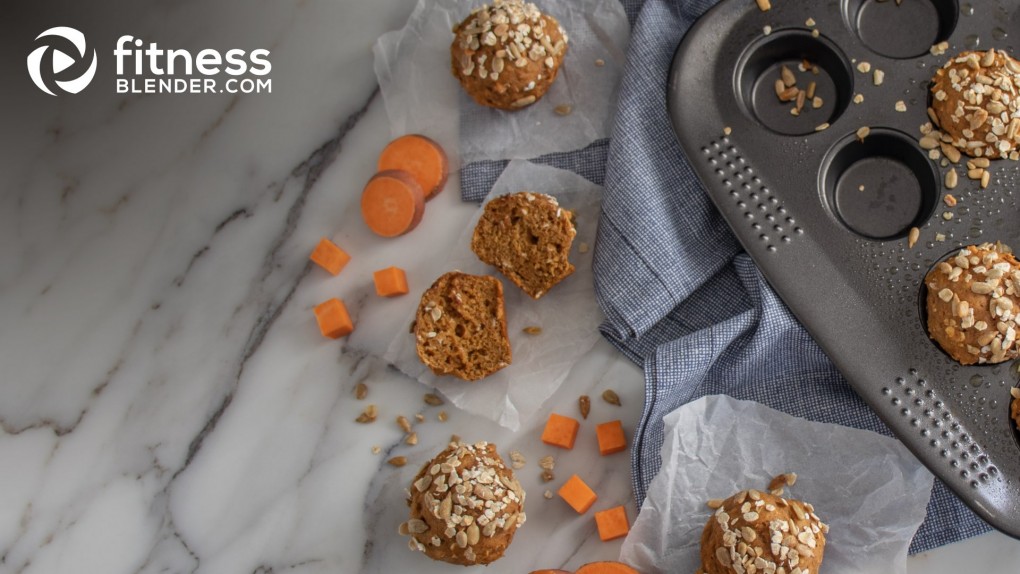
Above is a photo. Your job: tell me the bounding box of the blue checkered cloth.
[460,0,991,553]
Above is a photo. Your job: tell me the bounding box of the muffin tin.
[667,0,1020,537]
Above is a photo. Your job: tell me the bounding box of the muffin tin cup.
[668,0,1020,538]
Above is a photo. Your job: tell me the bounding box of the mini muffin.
[697,488,827,574]
[400,441,526,565]
[930,49,1020,159]
[450,0,568,110]
[414,272,512,380]
[471,191,576,299]
[925,242,1020,365]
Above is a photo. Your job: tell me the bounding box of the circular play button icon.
[27,27,98,96]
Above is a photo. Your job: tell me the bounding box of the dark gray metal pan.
[668,0,1020,537]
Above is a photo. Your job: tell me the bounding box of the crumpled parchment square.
[373,0,629,165]
[384,160,603,430]
[621,395,934,574]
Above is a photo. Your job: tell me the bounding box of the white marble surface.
[0,0,1017,573]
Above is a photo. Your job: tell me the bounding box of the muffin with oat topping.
[925,242,1020,365]
[399,441,526,565]
[1011,387,1020,428]
[929,49,1020,160]
[450,0,568,110]
[697,487,827,574]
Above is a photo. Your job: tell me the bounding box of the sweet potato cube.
[595,420,627,456]
[594,506,630,541]
[558,474,597,514]
[373,266,409,297]
[541,413,580,449]
[314,298,353,339]
[310,237,350,275]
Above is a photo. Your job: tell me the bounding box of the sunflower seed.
[405,432,419,446]
[523,326,542,335]
[388,456,408,467]
[908,227,920,249]
[857,126,870,142]
[354,382,368,400]
[602,389,622,406]
[356,404,378,423]
[873,69,885,85]
[579,395,591,419]
[397,415,412,433]
[554,104,573,116]
[781,65,796,87]
[945,169,958,189]
[756,0,771,12]
[424,393,444,406]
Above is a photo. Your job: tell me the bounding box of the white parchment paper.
[620,395,934,574]
[383,161,603,430]
[373,0,629,165]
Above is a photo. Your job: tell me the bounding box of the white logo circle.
[27,27,97,96]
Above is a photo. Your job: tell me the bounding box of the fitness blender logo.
[27,27,272,96]
[27,27,97,96]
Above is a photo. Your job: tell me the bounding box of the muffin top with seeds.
[400,441,525,565]
[450,0,568,111]
[697,488,827,574]
[925,242,1020,365]
[930,49,1020,160]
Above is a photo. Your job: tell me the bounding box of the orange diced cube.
[594,506,630,541]
[558,474,597,514]
[373,266,409,297]
[314,298,353,339]
[310,237,350,275]
[541,412,580,449]
[595,420,627,456]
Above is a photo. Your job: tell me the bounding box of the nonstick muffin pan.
[668,0,1020,537]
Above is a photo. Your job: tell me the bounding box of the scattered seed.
[356,404,378,423]
[856,61,871,73]
[405,432,419,446]
[544,489,554,499]
[756,0,771,12]
[795,89,806,111]
[895,100,907,112]
[943,211,954,221]
[811,96,823,109]
[945,170,958,189]
[873,69,885,86]
[541,470,555,482]
[781,65,796,88]
[778,86,799,102]
[437,410,449,422]
[414,413,425,423]
[856,126,870,142]
[859,185,865,192]
[968,168,984,180]
[723,126,733,136]
[806,81,817,100]
[371,445,381,454]
[940,142,961,163]
[523,326,542,335]
[908,227,920,249]
[763,25,772,35]
[579,395,591,419]
[935,233,946,242]
[805,17,816,27]
[509,450,526,469]
[388,456,408,467]
[397,415,412,433]
[539,456,555,470]
[814,122,830,132]
[512,95,536,108]
[853,93,864,104]
[594,58,605,67]
[554,104,573,116]
[918,136,939,150]
[578,242,590,253]
[424,393,444,406]
[930,41,949,56]
[707,498,725,509]
[450,434,461,443]
[972,157,990,168]
[981,170,990,189]
[811,29,819,38]
[354,382,368,400]
[602,389,622,406]
[944,194,957,207]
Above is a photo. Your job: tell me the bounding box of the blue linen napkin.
[460,0,991,553]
